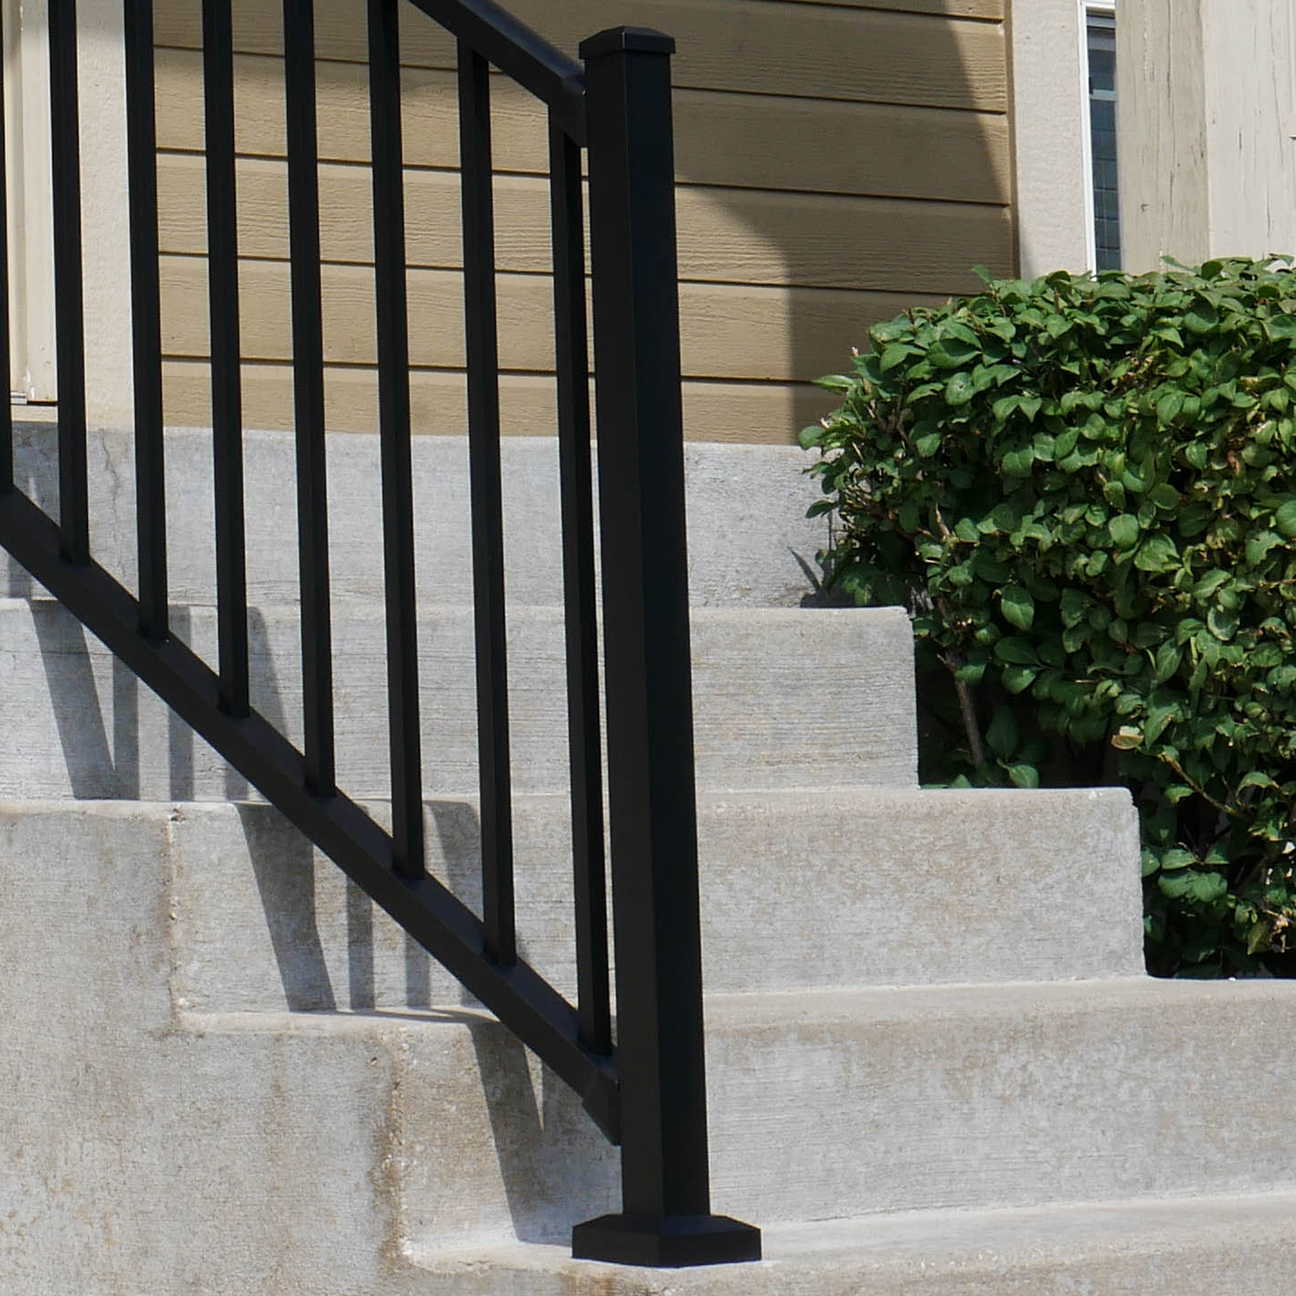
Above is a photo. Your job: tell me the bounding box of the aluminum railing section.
[0,0,761,1269]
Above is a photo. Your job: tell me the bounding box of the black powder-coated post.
[571,26,761,1269]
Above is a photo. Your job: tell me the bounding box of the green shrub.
[801,258,1296,978]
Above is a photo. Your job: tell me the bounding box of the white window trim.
[1009,0,1099,280]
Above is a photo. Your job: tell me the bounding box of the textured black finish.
[459,43,516,970]
[576,27,760,1259]
[48,0,89,563]
[202,0,250,715]
[408,0,585,142]
[368,0,425,879]
[123,0,167,638]
[549,117,611,1058]
[572,1214,763,1267]
[284,0,336,794]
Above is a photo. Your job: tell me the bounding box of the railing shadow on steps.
[0,0,761,1269]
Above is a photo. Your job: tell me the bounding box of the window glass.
[1087,13,1120,270]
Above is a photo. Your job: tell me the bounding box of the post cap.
[579,26,676,59]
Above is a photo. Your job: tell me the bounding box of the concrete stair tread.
[410,1190,1296,1293]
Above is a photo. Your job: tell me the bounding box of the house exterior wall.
[1118,0,1296,273]
[150,0,1014,445]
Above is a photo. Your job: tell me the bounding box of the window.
[1085,6,1120,270]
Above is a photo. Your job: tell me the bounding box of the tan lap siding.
[154,0,1012,443]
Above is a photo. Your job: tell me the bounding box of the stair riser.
[3,424,828,609]
[168,791,1141,1010]
[0,599,917,798]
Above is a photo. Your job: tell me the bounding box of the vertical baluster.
[368,0,424,875]
[283,0,334,792]
[458,43,514,966]
[48,0,88,562]
[0,21,11,496]
[549,117,610,1055]
[124,0,167,637]
[202,0,249,714]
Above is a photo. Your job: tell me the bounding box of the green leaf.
[1184,301,1219,334]
[1134,535,1180,572]
[1154,641,1182,684]
[929,337,980,369]
[1274,500,1296,538]
[1006,763,1041,789]
[986,705,1019,759]
[1160,849,1196,871]
[995,637,1040,665]
[1207,605,1239,641]
[1238,771,1278,791]
[1001,663,1040,694]
[1109,514,1141,549]
[879,343,914,372]
[1157,391,1185,424]
[1001,585,1035,631]
[1001,447,1035,476]
[1246,530,1284,565]
[945,372,976,406]
[1264,312,1296,342]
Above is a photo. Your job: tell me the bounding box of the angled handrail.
[406,0,586,140]
[0,0,760,1270]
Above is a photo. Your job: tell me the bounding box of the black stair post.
[572,26,762,1269]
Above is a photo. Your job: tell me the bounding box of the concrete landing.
[414,1191,1296,1295]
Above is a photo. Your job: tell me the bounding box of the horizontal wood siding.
[155,0,1012,443]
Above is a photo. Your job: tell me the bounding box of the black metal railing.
[0,0,761,1270]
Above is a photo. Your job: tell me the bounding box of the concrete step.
[414,1191,1296,1294]
[3,801,1291,1292]
[0,597,917,799]
[3,422,828,609]
[165,790,1141,1009]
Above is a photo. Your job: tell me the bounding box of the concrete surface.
[164,789,1141,1013]
[2,801,1292,1293]
[414,1191,1296,1295]
[0,598,918,799]
[1,424,832,609]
